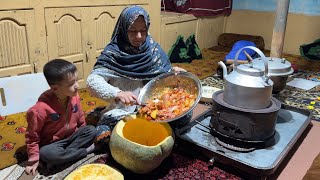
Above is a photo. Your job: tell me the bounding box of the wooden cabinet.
[0,0,160,89]
[45,7,89,87]
[87,6,122,78]
[45,6,144,88]
[0,10,37,77]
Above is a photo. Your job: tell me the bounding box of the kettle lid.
[254,57,293,76]
[236,63,265,76]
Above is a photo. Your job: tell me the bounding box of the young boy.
[25,59,96,175]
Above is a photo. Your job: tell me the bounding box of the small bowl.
[200,86,221,103]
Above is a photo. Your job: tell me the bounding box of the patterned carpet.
[92,148,242,180]
[0,47,319,179]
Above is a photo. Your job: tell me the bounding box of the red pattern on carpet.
[94,150,242,180]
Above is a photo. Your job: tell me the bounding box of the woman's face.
[127,16,147,48]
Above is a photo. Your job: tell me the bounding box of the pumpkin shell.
[109,119,175,174]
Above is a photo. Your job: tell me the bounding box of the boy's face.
[52,72,79,97]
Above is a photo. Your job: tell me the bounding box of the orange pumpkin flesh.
[123,117,170,146]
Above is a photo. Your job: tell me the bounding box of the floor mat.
[92,149,243,180]
[172,48,228,80]
[10,153,106,180]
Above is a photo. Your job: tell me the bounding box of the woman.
[87,6,185,141]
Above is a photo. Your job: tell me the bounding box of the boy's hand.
[25,160,39,176]
[116,91,139,105]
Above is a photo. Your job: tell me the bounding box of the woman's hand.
[25,160,39,176]
[172,66,187,72]
[116,91,139,105]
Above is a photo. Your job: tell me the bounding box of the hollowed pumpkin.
[109,117,174,174]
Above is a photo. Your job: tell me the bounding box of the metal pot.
[218,46,273,109]
[252,57,293,93]
[138,71,202,123]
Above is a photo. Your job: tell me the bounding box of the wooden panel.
[56,16,82,56]
[0,0,32,10]
[161,19,198,53]
[160,11,225,52]
[74,61,84,80]
[0,10,36,77]
[88,6,123,77]
[0,20,29,67]
[92,9,118,52]
[145,0,161,42]
[0,0,150,10]
[45,8,87,88]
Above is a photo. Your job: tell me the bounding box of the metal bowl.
[138,71,202,123]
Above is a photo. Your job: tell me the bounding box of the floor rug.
[92,148,243,180]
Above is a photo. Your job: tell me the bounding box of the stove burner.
[210,125,277,151]
[211,90,281,142]
[215,137,255,152]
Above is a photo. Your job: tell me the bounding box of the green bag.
[300,39,320,60]
[168,35,192,63]
[186,33,202,60]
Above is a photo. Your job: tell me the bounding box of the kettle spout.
[218,61,228,79]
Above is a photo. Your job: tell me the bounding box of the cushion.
[218,33,265,50]
[225,40,256,60]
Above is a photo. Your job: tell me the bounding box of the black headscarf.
[93,6,172,80]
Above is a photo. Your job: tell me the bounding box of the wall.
[225,0,320,55]
[147,0,161,42]
[160,12,224,53]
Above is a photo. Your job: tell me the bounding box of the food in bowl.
[138,71,202,123]
[138,87,195,121]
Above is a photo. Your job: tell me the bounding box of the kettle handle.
[234,46,268,76]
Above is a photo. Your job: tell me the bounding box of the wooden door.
[0,10,37,77]
[45,8,90,88]
[86,6,122,75]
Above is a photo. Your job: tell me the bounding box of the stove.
[211,90,281,145]
[175,104,312,177]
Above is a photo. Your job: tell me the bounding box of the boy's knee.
[40,145,55,161]
[84,125,96,138]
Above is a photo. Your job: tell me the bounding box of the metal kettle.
[218,46,273,109]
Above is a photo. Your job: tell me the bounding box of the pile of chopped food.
[138,87,195,121]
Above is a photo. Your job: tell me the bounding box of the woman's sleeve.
[86,72,122,101]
